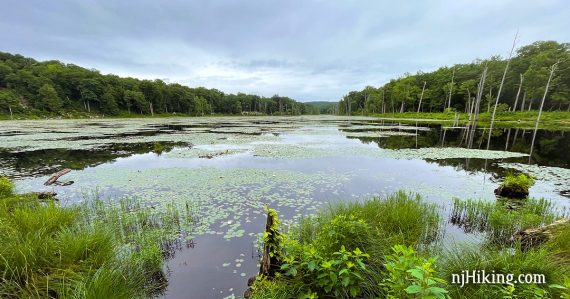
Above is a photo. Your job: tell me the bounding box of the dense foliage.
[0,52,316,117]
[338,41,570,115]
[251,192,570,299]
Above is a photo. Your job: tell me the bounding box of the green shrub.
[313,214,371,255]
[281,244,370,298]
[381,245,448,299]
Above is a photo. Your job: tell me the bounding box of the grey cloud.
[1,0,569,101]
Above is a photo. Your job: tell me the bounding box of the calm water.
[1,116,569,299]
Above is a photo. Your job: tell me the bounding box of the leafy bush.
[281,244,369,298]
[381,245,448,299]
[313,214,371,255]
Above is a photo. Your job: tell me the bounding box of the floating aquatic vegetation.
[339,125,431,132]
[165,148,249,159]
[388,147,529,160]
[342,131,417,138]
[43,167,352,240]
[252,142,529,161]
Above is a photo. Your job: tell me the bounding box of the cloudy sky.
[1,0,569,102]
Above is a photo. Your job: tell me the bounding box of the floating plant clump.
[251,142,529,161]
[342,131,417,138]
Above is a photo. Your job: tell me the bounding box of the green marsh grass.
[439,244,568,299]
[0,177,194,298]
[451,197,559,244]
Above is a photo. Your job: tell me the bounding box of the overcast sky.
[1,1,569,102]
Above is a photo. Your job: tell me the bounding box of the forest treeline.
[337,41,570,115]
[0,52,316,117]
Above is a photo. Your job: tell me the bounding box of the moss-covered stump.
[494,173,535,199]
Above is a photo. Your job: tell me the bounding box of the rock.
[243,288,252,298]
[247,276,257,286]
[515,218,569,251]
[494,186,528,199]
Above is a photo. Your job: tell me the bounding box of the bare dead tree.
[520,91,527,112]
[447,68,455,109]
[468,67,488,149]
[487,32,518,150]
[417,81,427,113]
[529,60,560,161]
[511,74,524,112]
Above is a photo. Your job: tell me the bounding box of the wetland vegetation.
[1,116,569,298]
[1,37,570,299]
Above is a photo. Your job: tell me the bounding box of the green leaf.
[408,268,424,280]
[405,285,423,294]
[307,260,317,272]
[342,276,351,287]
[349,286,360,297]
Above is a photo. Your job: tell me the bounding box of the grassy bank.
[250,192,570,299]
[0,177,193,298]
[369,111,570,130]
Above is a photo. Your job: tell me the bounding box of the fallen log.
[44,169,71,186]
[515,218,569,251]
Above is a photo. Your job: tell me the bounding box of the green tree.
[38,83,62,112]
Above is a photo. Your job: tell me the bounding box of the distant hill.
[305,101,337,114]
[0,52,314,117]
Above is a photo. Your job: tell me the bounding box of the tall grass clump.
[451,197,558,244]
[0,177,194,298]
[292,191,442,255]
[439,244,569,299]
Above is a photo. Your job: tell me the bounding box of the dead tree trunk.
[417,81,426,113]
[44,169,71,186]
[512,74,524,112]
[447,69,455,109]
[468,67,488,149]
[259,211,282,277]
[487,33,517,150]
[520,91,527,112]
[516,218,569,251]
[530,60,560,160]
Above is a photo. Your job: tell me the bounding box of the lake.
[1,116,569,298]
